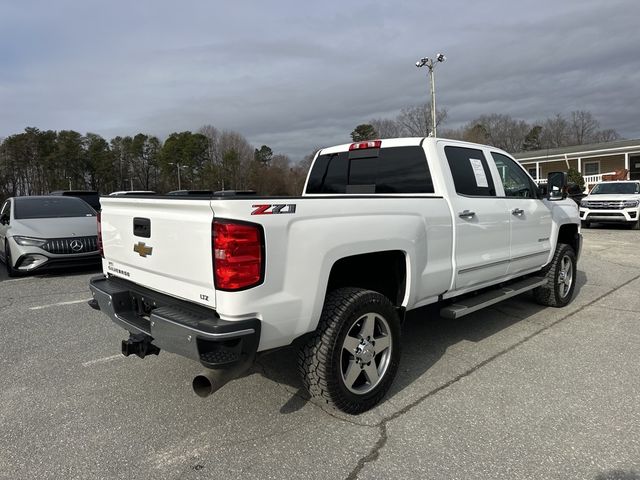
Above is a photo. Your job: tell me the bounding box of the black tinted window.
[306,146,433,194]
[14,197,96,219]
[591,183,640,194]
[72,193,101,210]
[445,146,495,196]
[309,153,349,194]
[50,191,101,210]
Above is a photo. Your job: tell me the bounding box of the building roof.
[514,138,640,162]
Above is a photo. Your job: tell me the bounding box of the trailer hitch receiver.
[121,333,160,358]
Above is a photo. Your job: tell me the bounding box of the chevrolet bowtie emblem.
[133,242,153,257]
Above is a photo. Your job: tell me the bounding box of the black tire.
[533,243,577,307]
[298,288,401,414]
[631,219,640,230]
[4,241,18,277]
[581,220,590,229]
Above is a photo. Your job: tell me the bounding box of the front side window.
[491,152,538,198]
[306,146,434,194]
[14,197,96,219]
[444,146,496,196]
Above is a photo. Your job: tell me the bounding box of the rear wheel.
[4,241,18,277]
[534,243,576,307]
[298,288,401,414]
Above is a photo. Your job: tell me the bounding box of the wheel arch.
[325,250,407,307]
[557,223,581,259]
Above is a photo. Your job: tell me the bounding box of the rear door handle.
[512,208,525,216]
[458,210,476,219]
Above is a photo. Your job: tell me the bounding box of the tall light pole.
[168,162,186,190]
[416,53,446,137]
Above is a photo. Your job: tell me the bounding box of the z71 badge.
[251,204,296,215]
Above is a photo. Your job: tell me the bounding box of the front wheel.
[4,241,18,277]
[534,243,577,307]
[581,220,591,229]
[298,288,401,414]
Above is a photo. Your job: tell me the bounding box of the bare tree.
[466,114,529,152]
[570,110,599,145]
[198,124,220,165]
[540,114,570,149]
[396,103,447,137]
[593,128,621,143]
[368,118,402,138]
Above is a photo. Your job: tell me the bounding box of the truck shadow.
[256,269,588,415]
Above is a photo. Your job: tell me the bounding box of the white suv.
[580,181,640,229]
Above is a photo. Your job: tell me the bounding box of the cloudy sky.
[1,0,639,159]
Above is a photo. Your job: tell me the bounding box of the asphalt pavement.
[0,226,638,480]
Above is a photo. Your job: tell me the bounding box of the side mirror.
[547,171,568,200]
[0,214,8,225]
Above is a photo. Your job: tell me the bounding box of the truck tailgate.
[100,196,216,308]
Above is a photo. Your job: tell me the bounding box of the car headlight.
[580,200,588,207]
[13,236,47,247]
[623,200,639,208]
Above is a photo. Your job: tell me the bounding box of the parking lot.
[1,226,639,480]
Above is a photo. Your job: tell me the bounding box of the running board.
[440,277,547,320]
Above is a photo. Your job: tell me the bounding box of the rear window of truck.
[305,146,434,194]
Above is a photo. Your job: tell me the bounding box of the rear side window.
[445,146,496,197]
[14,197,96,219]
[306,146,433,194]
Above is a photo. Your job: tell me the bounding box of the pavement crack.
[346,271,640,479]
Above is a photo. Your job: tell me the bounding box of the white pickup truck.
[89,138,581,414]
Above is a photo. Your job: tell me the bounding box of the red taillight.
[213,220,264,291]
[97,212,104,258]
[349,140,381,151]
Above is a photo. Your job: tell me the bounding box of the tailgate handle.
[133,217,151,238]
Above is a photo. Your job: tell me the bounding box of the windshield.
[590,182,640,195]
[14,197,96,219]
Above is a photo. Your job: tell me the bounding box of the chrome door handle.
[458,210,476,219]
[512,208,524,216]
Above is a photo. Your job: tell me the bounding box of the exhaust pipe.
[192,369,238,398]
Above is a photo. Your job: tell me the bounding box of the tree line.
[352,106,621,153]
[1,107,622,201]
[0,126,312,200]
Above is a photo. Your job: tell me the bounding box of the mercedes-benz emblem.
[70,240,83,252]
